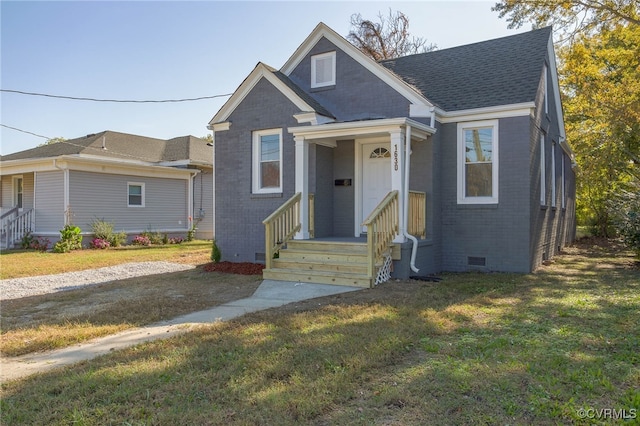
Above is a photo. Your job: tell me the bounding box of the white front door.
[361,144,392,232]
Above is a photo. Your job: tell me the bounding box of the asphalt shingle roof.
[1,131,212,165]
[380,27,552,111]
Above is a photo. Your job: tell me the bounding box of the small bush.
[20,232,50,251]
[111,231,127,247]
[91,218,127,247]
[211,239,222,263]
[169,237,184,244]
[53,224,83,253]
[141,230,163,245]
[90,238,111,249]
[132,235,152,246]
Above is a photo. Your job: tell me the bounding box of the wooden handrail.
[2,208,33,248]
[263,193,302,269]
[362,190,399,287]
[408,190,426,239]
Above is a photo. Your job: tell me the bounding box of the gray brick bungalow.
[208,23,576,286]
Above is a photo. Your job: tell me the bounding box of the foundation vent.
[468,256,486,267]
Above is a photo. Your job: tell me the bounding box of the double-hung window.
[13,176,23,209]
[128,182,145,207]
[311,51,336,88]
[252,129,282,194]
[457,120,499,204]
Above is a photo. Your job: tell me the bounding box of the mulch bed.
[202,261,265,275]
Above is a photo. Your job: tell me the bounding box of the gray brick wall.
[288,37,411,121]
[214,78,299,262]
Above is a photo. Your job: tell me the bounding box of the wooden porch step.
[262,268,371,288]
[265,239,372,287]
[272,258,368,274]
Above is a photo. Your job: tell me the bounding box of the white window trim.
[12,175,24,209]
[540,134,546,206]
[252,128,283,194]
[127,182,145,207]
[551,140,557,208]
[457,120,499,204]
[311,51,336,88]
[561,152,566,209]
[543,64,548,115]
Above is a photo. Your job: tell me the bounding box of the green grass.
[0,240,212,279]
[1,240,638,425]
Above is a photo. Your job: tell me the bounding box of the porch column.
[389,129,406,243]
[294,136,310,239]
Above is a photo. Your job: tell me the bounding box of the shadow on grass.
[1,243,638,425]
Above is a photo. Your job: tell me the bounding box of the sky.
[0,0,529,155]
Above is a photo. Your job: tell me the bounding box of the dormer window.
[311,51,336,88]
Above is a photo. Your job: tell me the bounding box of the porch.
[262,190,426,288]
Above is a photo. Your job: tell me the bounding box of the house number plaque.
[393,144,399,171]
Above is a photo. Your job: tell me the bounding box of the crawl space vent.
[468,256,486,267]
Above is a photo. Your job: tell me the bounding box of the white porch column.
[389,129,406,243]
[294,136,310,239]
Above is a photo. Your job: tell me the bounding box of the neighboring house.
[0,131,213,247]
[207,22,576,287]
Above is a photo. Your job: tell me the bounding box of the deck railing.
[2,208,33,248]
[263,193,302,269]
[408,190,426,239]
[362,190,399,286]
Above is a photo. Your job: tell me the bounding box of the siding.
[68,170,189,233]
[34,171,64,232]
[0,173,34,210]
[193,167,214,239]
[313,145,334,238]
[332,140,355,236]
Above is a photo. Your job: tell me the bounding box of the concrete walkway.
[0,280,362,383]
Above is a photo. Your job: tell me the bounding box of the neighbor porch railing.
[408,190,426,239]
[263,193,316,269]
[362,190,399,286]
[1,208,34,248]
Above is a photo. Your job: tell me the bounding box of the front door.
[361,144,391,232]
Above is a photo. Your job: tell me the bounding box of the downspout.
[403,125,420,273]
[53,159,70,225]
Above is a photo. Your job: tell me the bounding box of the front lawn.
[1,239,638,424]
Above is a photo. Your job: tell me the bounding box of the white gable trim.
[208,63,330,127]
[547,37,574,160]
[436,102,535,124]
[280,22,434,111]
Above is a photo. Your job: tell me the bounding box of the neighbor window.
[128,182,145,207]
[252,129,282,194]
[311,51,336,88]
[457,120,499,204]
[13,176,23,209]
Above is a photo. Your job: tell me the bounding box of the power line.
[0,124,50,140]
[1,89,233,103]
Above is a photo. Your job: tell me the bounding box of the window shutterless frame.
[311,51,336,88]
[252,129,283,194]
[457,120,499,204]
[127,182,145,207]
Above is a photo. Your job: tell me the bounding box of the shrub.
[90,238,111,249]
[132,235,151,246]
[141,230,163,245]
[53,224,83,253]
[211,239,222,263]
[20,232,50,251]
[169,237,184,244]
[91,218,127,247]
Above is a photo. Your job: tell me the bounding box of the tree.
[347,9,436,61]
[493,0,640,41]
[38,137,66,147]
[493,0,640,239]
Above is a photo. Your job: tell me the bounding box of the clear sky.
[0,0,527,155]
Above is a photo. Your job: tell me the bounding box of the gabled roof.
[380,27,553,111]
[1,131,211,165]
[208,62,334,126]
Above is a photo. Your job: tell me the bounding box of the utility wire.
[1,124,50,140]
[1,89,233,103]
